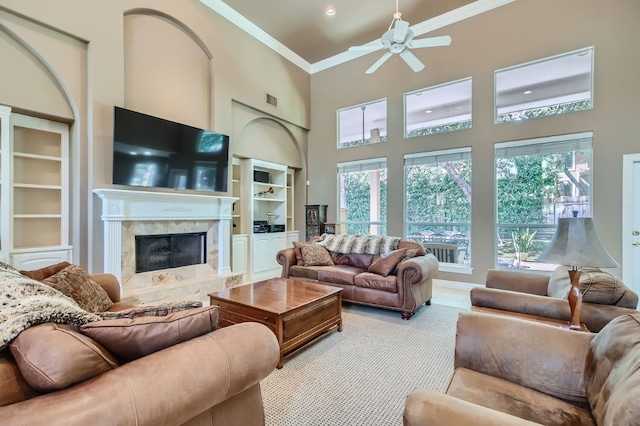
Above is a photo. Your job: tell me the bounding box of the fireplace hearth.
[135,232,206,273]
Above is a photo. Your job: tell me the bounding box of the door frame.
[622,153,640,287]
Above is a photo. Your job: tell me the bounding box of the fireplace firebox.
[135,232,206,273]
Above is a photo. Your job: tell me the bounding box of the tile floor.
[431,279,480,310]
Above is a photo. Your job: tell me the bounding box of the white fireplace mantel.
[93,188,237,282]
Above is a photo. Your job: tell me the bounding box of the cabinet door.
[252,234,272,273]
[232,234,248,273]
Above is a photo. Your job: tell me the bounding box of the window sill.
[438,263,473,275]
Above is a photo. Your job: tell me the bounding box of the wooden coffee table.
[471,306,590,332]
[209,278,343,368]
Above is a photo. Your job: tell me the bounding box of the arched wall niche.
[0,16,87,267]
[123,9,212,130]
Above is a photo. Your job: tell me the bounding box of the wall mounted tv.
[112,106,229,193]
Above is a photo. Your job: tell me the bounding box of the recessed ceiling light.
[326,6,336,15]
[426,110,433,114]
[523,90,532,95]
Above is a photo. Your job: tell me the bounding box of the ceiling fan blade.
[366,52,393,74]
[348,44,384,52]
[409,35,452,49]
[393,19,409,43]
[400,50,425,72]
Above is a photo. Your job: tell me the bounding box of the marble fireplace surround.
[94,189,240,304]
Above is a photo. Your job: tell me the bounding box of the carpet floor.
[261,302,463,426]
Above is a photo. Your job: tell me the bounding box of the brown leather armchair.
[404,311,640,425]
[470,268,638,332]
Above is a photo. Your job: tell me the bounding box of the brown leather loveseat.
[404,311,640,425]
[277,234,439,319]
[0,265,279,426]
[471,268,638,332]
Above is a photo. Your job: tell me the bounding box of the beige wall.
[0,0,310,271]
[309,0,640,284]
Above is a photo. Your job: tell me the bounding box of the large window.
[337,99,387,149]
[404,148,472,265]
[495,132,593,270]
[405,78,472,137]
[337,158,387,235]
[495,47,593,123]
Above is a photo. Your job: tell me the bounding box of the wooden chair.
[423,243,458,263]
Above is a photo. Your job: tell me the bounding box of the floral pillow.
[42,265,114,313]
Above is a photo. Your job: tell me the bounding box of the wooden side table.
[471,306,590,332]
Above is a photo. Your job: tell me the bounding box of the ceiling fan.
[348,0,452,74]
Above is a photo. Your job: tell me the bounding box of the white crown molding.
[200,0,516,75]
[199,0,311,72]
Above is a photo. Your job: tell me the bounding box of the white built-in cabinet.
[231,157,297,281]
[0,105,71,269]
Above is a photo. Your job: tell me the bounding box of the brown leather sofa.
[277,240,439,319]
[404,311,640,425]
[471,268,638,332]
[0,273,280,426]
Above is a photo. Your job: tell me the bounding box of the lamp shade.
[536,218,620,268]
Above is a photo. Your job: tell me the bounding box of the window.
[404,148,472,265]
[495,132,593,270]
[405,78,472,137]
[337,99,387,149]
[337,158,387,235]
[495,47,593,123]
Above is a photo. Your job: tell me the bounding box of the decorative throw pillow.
[292,241,307,265]
[368,248,407,277]
[100,300,203,320]
[80,306,219,362]
[20,261,70,281]
[42,264,114,313]
[548,266,626,304]
[300,244,334,266]
[0,351,40,405]
[9,323,118,392]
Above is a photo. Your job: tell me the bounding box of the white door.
[622,154,640,305]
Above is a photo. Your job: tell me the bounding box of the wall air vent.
[266,93,278,108]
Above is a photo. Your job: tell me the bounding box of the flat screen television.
[112,106,229,193]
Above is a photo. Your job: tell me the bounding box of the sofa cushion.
[9,323,119,392]
[289,265,320,280]
[447,368,595,426]
[354,272,398,293]
[317,265,364,286]
[368,248,407,277]
[80,306,219,362]
[300,244,334,266]
[42,264,114,313]
[585,313,640,426]
[0,351,40,406]
[331,252,375,269]
[548,266,626,304]
[19,261,71,281]
[99,300,203,320]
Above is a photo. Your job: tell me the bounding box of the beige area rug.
[261,303,463,426]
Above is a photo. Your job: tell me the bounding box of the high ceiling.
[217,0,475,64]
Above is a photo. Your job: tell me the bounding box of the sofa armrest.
[404,389,541,425]
[91,273,121,303]
[455,311,594,404]
[0,322,279,426]
[396,253,439,284]
[277,247,297,278]
[486,269,550,295]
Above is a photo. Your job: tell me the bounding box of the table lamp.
[536,217,620,330]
